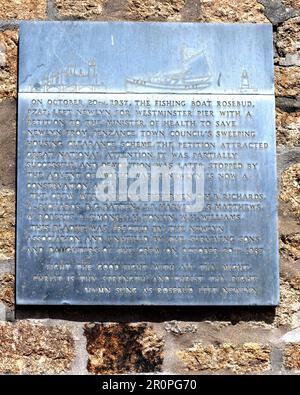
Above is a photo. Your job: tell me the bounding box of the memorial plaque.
[17,21,279,305]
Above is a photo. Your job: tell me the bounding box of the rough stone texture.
[0,0,46,20]
[259,0,300,26]
[276,96,300,112]
[53,0,300,22]
[0,273,14,308]
[284,343,300,372]
[274,280,300,327]
[0,321,74,374]
[280,233,300,261]
[84,323,164,374]
[280,226,300,306]
[0,100,16,189]
[275,66,300,98]
[55,0,105,19]
[0,189,15,260]
[126,0,185,21]
[198,0,269,22]
[0,30,18,102]
[165,320,197,335]
[279,163,300,320]
[177,343,271,374]
[55,0,202,21]
[288,271,300,291]
[276,109,300,147]
[277,17,300,66]
[280,163,300,221]
[282,0,300,8]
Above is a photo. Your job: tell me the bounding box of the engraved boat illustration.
[30,60,106,93]
[125,47,212,92]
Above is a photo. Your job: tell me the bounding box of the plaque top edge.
[18,21,274,95]
[19,20,273,27]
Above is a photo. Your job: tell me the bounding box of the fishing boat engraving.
[125,47,212,92]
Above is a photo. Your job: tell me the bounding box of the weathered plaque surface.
[17,22,279,305]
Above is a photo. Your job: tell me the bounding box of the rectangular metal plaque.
[17,21,279,305]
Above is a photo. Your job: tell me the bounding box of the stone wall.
[0,0,299,375]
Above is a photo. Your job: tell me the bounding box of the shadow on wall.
[15,305,276,324]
